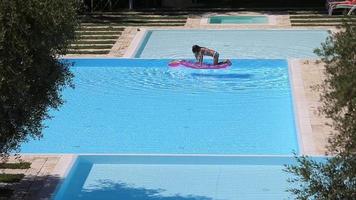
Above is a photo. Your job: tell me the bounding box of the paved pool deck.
[1,155,74,200]
[298,59,332,154]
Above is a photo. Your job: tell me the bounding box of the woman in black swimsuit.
[192,45,219,65]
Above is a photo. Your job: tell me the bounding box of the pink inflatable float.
[169,59,232,69]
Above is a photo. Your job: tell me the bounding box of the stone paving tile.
[110,27,138,57]
[24,157,61,200]
[0,155,62,200]
[300,60,332,155]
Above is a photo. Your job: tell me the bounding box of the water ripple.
[73,66,290,96]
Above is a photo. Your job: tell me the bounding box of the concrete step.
[70,44,113,49]
[291,23,345,26]
[288,10,327,14]
[80,19,187,24]
[86,7,324,14]
[290,15,356,19]
[77,35,120,40]
[86,11,190,15]
[73,40,116,45]
[80,25,126,29]
[76,31,122,35]
[67,49,110,54]
[80,23,185,27]
[81,15,187,19]
[291,19,356,23]
[79,27,125,31]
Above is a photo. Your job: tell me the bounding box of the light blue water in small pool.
[54,155,309,200]
[135,30,328,59]
[209,16,268,24]
[21,59,298,154]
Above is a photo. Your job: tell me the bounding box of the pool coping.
[123,28,148,58]
[288,59,316,156]
[32,154,77,200]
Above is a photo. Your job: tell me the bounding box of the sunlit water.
[136,30,328,59]
[21,59,298,154]
[209,16,268,24]
[54,155,305,200]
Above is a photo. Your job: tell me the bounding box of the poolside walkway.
[299,60,331,154]
[1,155,73,200]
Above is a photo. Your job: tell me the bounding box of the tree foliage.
[0,0,78,155]
[285,21,356,199]
[286,154,355,199]
[315,22,356,155]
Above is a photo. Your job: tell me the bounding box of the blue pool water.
[135,30,328,59]
[54,155,302,200]
[209,16,268,24]
[21,59,298,154]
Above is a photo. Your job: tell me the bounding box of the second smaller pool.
[209,16,268,24]
[54,155,302,200]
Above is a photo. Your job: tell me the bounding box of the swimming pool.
[134,30,328,59]
[21,59,298,155]
[54,155,301,200]
[209,16,268,24]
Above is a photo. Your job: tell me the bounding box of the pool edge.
[32,154,77,200]
[288,59,317,156]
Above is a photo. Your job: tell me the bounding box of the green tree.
[285,21,356,199]
[0,0,78,156]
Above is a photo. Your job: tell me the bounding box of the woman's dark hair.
[192,45,201,53]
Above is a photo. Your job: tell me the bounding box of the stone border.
[109,27,139,57]
[123,28,148,58]
[288,59,318,156]
[31,154,77,200]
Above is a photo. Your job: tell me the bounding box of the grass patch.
[0,174,25,183]
[0,162,31,169]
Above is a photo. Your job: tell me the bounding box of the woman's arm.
[198,51,203,64]
[195,53,199,61]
